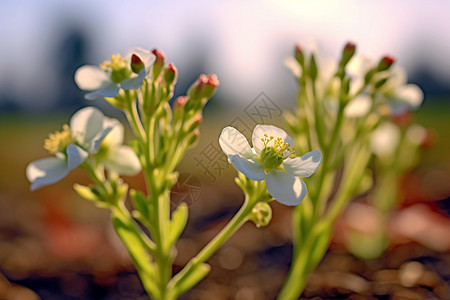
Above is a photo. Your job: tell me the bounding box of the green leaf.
[168,202,188,249]
[174,263,210,297]
[112,213,158,298]
[130,189,152,221]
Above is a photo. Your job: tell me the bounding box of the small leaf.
[168,202,188,249]
[174,263,210,297]
[112,213,158,298]
[130,189,151,221]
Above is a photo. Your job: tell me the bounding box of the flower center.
[259,134,295,170]
[44,124,74,155]
[100,54,132,83]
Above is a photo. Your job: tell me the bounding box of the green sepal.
[112,212,158,298]
[74,183,101,202]
[73,184,111,209]
[173,263,210,297]
[168,202,188,249]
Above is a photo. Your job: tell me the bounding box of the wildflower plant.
[26,42,423,299]
[279,42,424,298]
[27,47,304,299]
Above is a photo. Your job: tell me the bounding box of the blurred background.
[1,0,449,299]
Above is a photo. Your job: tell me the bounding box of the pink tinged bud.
[175,96,188,107]
[207,74,219,87]
[340,41,356,68]
[163,63,177,86]
[151,49,166,79]
[152,49,166,61]
[294,44,304,66]
[188,73,219,101]
[193,114,203,123]
[377,55,395,71]
[131,54,145,74]
[344,42,356,53]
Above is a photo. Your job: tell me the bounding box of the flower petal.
[229,155,265,181]
[103,146,141,176]
[252,125,295,154]
[101,118,124,148]
[282,149,322,177]
[84,84,120,100]
[90,126,113,154]
[284,56,302,78]
[74,65,111,90]
[26,156,69,191]
[120,70,145,90]
[266,170,307,206]
[395,84,423,109]
[219,126,253,158]
[347,54,374,77]
[344,95,372,118]
[370,122,400,157]
[66,144,88,170]
[70,106,104,145]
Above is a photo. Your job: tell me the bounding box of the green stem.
[169,192,260,293]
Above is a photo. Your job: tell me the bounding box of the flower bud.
[377,55,395,71]
[248,202,272,228]
[294,44,305,67]
[131,54,145,74]
[163,63,177,87]
[340,41,356,68]
[173,96,188,126]
[309,54,318,82]
[151,49,166,80]
[174,96,188,108]
[187,74,219,103]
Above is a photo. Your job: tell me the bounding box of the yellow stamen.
[99,54,129,72]
[261,134,295,158]
[44,124,74,155]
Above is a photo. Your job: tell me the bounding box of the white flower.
[377,67,423,114]
[96,117,141,176]
[219,125,322,206]
[370,122,400,158]
[27,107,113,190]
[27,107,141,190]
[75,48,156,100]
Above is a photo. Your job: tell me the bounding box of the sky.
[1,0,449,111]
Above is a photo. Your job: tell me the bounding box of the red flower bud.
[175,96,188,107]
[207,74,219,87]
[294,43,304,66]
[377,55,395,71]
[339,41,356,69]
[131,54,145,74]
[188,74,219,102]
[151,49,166,79]
[163,63,177,86]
